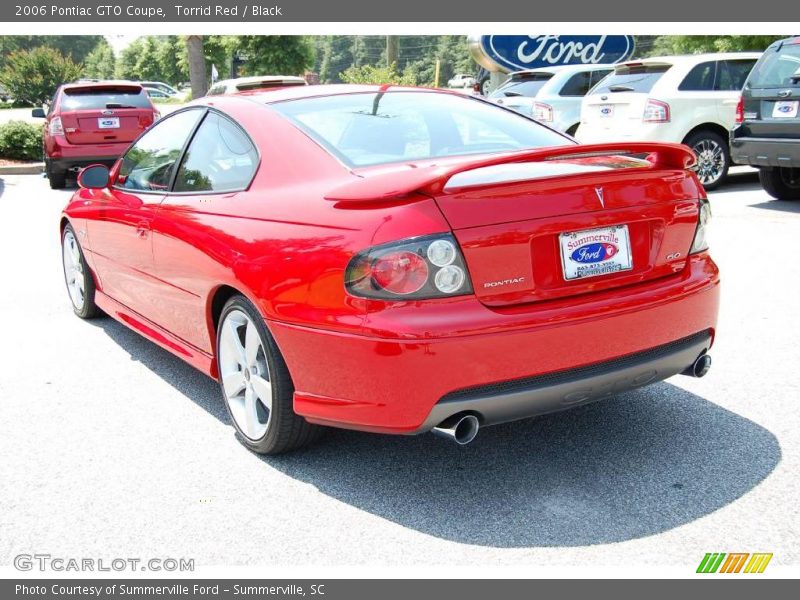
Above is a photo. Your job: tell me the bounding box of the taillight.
[345,234,473,300]
[643,99,670,123]
[690,198,711,254]
[48,117,64,136]
[735,96,744,124]
[532,102,553,122]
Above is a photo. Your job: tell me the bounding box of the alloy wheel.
[692,138,725,186]
[62,230,85,311]
[218,309,272,440]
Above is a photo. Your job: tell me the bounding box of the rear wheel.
[759,167,800,200]
[685,130,730,191]
[216,295,321,454]
[47,164,67,189]
[61,224,99,319]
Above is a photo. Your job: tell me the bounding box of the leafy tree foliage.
[83,39,116,80]
[339,63,417,85]
[0,47,82,105]
[649,35,787,56]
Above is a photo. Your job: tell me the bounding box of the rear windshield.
[588,64,671,95]
[61,87,151,110]
[747,44,800,88]
[273,91,571,168]
[489,74,553,99]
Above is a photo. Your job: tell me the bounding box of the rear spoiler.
[325,142,696,203]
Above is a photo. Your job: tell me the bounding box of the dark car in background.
[731,37,800,200]
[32,81,159,189]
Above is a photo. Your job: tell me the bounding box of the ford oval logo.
[472,35,635,73]
[601,107,612,115]
[570,242,618,264]
[778,104,793,113]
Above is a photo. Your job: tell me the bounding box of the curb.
[0,162,44,175]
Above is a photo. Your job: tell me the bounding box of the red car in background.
[60,86,719,454]
[33,81,158,189]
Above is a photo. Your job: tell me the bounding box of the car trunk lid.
[328,143,702,307]
[59,84,155,145]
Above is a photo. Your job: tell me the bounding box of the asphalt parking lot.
[0,172,797,571]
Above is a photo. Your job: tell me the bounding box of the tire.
[47,165,67,189]
[216,295,322,455]
[759,167,800,200]
[684,130,730,191]
[61,224,99,319]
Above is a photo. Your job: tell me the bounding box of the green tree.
[650,35,786,56]
[83,39,115,80]
[339,63,417,85]
[0,47,82,105]
[116,38,144,80]
[0,36,103,69]
[155,36,188,85]
[226,36,314,77]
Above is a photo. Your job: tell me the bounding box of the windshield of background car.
[61,87,152,110]
[489,74,553,98]
[273,91,571,167]
[588,64,671,95]
[747,44,800,88]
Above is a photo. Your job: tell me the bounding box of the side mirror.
[77,164,111,189]
[31,108,45,118]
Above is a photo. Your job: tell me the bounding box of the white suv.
[577,53,760,189]
[488,64,614,135]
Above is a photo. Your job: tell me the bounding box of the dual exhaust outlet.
[431,353,712,445]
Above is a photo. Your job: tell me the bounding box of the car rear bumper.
[730,130,800,168]
[45,136,129,171]
[269,253,720,435]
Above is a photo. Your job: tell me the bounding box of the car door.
[86,108,205,320]
[673,60,722,133]
[715,58,758,125]
[150,110,260,353]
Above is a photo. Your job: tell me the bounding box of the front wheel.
[216,295,321,454]
[759,167,800,200]
[685,130,730,191]
[61,224,99,319]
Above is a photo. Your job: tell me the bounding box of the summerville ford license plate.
[559,225,633,281]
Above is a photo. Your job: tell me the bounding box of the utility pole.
[386,35,398,68]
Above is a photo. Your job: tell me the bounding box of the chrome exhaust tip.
[682,353,712,378]
[432,414,480,445]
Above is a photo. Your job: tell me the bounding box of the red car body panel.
[62,87,720,435]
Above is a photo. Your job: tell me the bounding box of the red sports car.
[61,85,719,454]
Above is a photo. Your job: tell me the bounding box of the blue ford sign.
[469,35,635,73]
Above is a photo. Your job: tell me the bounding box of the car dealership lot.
[0,173,797,570]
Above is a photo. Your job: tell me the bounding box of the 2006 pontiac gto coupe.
[61,85,719,454]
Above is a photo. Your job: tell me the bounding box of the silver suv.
[488,64,614,135]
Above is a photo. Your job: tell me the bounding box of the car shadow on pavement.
[750,199,800,214]
[94,315,781,548]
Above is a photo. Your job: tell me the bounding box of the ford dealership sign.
[469,35,635,73]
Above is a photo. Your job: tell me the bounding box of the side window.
[716,59,756,91]
[173,112,258,193]
[117,109,204,192]
[589,69,612,88]
[559,71,592,97]
[679,61,717,91]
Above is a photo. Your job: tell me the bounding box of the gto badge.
[484,277,526,288]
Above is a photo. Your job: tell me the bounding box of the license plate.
[559,225,633,281]
[98,117,120,129]
[772,101,798,118]
[598,104,614,118]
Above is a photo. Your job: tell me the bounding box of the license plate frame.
[559,225,633,281]
[772,100,798,119]
[97,117,120,129]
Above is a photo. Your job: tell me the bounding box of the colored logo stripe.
[697,553,773,574]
